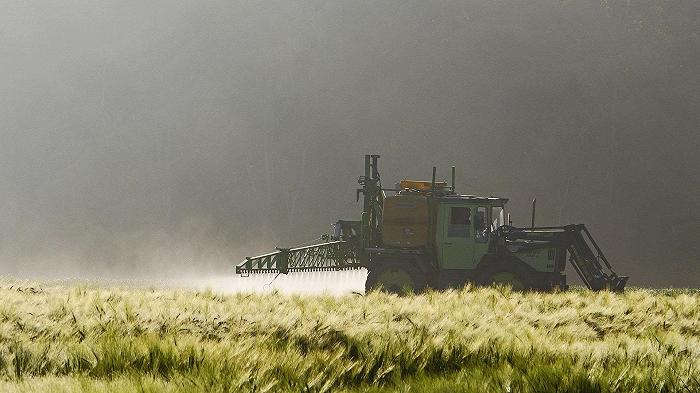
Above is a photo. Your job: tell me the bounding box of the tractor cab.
[434,196,508,271]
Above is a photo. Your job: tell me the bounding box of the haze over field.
[1,1,698,286]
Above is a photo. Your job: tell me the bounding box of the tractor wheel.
[486,271,527,290]
[477,263,534,291]
[365,261,425,294]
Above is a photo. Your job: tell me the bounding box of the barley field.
[0,280,698,392]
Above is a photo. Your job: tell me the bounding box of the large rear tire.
[365,261,425,294]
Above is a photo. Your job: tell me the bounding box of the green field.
[0,281,698,392]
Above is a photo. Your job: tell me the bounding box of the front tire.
[365,261,425,294]
[485,271,527,290]
[477,261,535,291]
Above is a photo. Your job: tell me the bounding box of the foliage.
[0,281,698,392]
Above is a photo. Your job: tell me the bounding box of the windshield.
[491,207,504,231]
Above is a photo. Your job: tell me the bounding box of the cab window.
[474,206,489,243]
[491,206,504,231]
[448,207,471,237]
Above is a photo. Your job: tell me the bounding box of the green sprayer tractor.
[236,155,628,292]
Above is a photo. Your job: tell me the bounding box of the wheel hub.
[374,267,415,293]
[490,272,524,290]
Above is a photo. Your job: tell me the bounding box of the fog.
[1,1,698,287]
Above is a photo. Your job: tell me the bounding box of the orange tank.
[398,180,449,192]
[382,194,429,248]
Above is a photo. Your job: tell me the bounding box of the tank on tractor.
[236,154,628,292]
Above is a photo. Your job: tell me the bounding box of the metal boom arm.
[235,241,361,275]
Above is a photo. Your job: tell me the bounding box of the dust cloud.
[1,1,698,288]
[166,271,367,295]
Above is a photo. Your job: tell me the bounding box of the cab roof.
[434,195,508,206]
